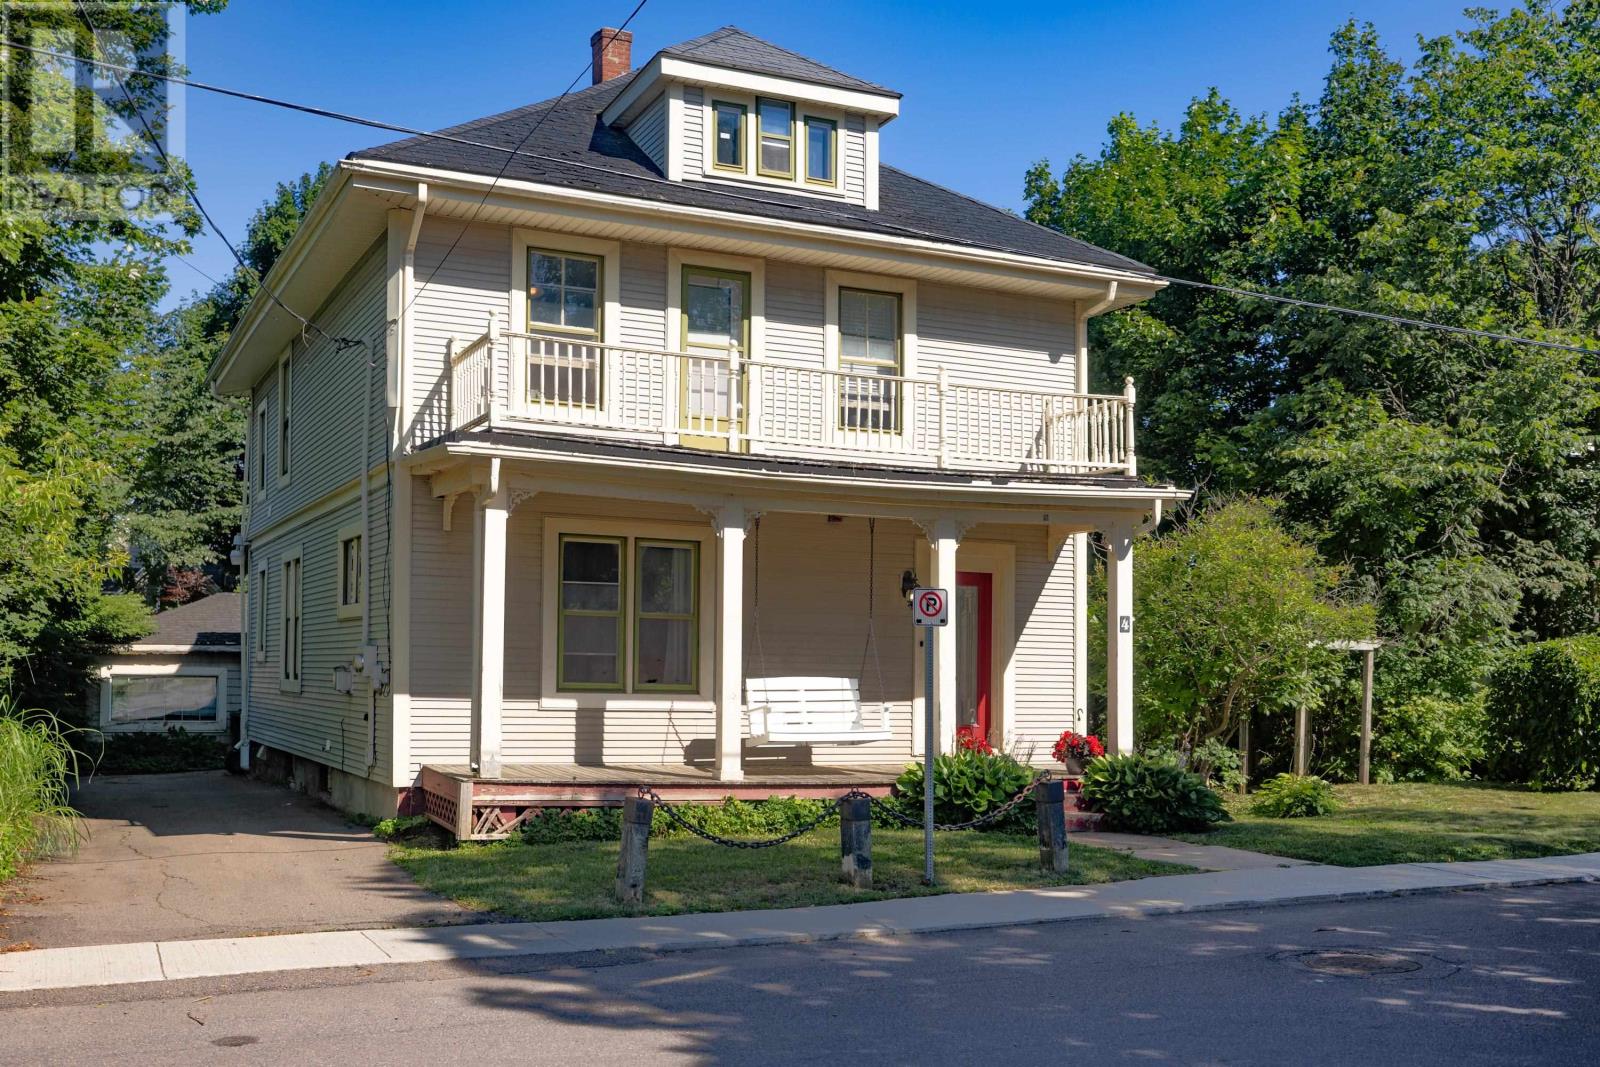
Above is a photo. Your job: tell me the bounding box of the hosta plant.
[894,748,1037,833]
[1079,753,1230,834]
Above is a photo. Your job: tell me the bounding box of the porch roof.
[412,429,1188,527]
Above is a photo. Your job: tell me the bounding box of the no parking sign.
[912,587,948,627]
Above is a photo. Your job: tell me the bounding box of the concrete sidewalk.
[4,851,1597,994]
[1073,831,1316,871]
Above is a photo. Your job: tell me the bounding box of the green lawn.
[391,827,1191,922]
[1172,782,1600,867]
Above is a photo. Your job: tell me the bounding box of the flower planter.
[1060,756,1085,776]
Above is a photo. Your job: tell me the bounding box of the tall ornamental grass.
[0,697,83,881]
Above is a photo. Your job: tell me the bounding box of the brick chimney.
[590,27,633,85]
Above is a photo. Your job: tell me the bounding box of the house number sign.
[1118,615,1133,633]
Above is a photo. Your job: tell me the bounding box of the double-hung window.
[804,116,836,186]
[526,249,603,407]
[557,534,700,693]
[558,535,625,689]
[254,401,268,494]
[280,554,302,689]
[337,525,363,620]
[634,540,697,691]
[838,288,903,432]
[756,98,794,178]
[711,100,746,171]
[277,352,292,484]
[254,563,268,661]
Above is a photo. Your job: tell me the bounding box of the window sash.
[281,557,301,682]
[557,535,625,691]
[255,567,267,655]
[838,288,904,433]
[711,100,746,171]
[756,98,794,179]
[108,675,220,726]
[633,540,698,692]
[278,357,291,481]
[527,250,604,408]
[804,117,836,185]
[341,535,362,608]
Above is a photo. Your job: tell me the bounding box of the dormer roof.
[657,26,899,98]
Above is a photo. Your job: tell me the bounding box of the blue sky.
[167,0,1477,305]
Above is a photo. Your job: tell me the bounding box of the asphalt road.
[2,883,1596,1065]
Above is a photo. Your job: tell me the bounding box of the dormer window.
[804,116,836,186]
[756,98,794,179]
[712,100,745,171]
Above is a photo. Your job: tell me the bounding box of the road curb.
[2,856,1596,993]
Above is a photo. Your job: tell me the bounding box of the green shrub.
[1485,636,1600,790]
[1079,753,1230,834]
[893,748,1038,833]
[1,699,83,881]
[372,814,434,841]
[1373,695,1485,783]
[1250,774,1340,818]
[84,728,228,775]
[520,796,837,845]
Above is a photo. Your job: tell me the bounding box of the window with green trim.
[756,98,794,178]
[634,540,698,690]
[558,535,624,689]
[527,249,603,407]
[804,116,836,185]
[712,100,746,171]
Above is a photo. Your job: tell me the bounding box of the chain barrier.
[866,773,1051,832]
[638,787,873,850]
[638,773,1050,848]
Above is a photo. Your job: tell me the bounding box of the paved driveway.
[0,772,474,950]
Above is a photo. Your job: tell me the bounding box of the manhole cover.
[1278,949,1424,977]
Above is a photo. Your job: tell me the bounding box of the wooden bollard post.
[614,795,653,904]
[839,795,873,889]
[1035,780,1069,874]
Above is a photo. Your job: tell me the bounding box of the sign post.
[912,587,948,885]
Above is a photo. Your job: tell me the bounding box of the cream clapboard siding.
[839,114,867,205]
[977,522,1079,759]
[404,497,921,774]
[919,281,1079,392]
[626,92,669,172]
[765,259,825,365]
[680,86,705,175]
[409,218,510,446]
[244,240,393,785]
[620,241,667,348]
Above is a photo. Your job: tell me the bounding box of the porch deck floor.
[424,762,908,788]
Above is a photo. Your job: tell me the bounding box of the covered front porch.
[407,436,1180,838]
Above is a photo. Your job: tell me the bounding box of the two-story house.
[208,26,1184,838]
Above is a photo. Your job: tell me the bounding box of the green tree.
[1126,498,1374,755]
[1028,3,1600,727]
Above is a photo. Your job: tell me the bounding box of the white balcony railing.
[448,325,1137,476]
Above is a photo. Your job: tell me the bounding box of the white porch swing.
[744,517,894,744]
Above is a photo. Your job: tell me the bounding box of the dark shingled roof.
[348,30,1151,276]
[659,26,899,97]
[131,593,241,651]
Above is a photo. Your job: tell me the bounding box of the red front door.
[956,571,993,746]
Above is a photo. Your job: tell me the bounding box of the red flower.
[1052,729,1105,766]
[955,726,994,754]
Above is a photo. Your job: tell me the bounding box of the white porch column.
[928,518,960,755]
[1104,522,1135,755]
[712,504,747,782]
[470,471,508,779]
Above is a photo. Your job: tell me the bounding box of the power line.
[6,32,1593,359]
[64,7,362,352]
[407,2,650,313]
[1154,275,1591,356]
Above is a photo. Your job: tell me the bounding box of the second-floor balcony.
[447,324,1138,477]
